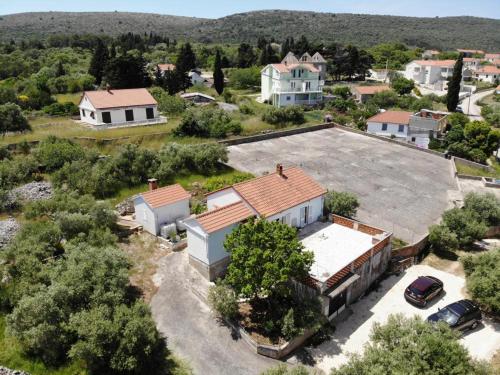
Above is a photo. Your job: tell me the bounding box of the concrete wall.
[134,197,157,235]
[367,121,408,139]
[133,196,189,236]
[186,221,209,264]
[266,196,324,228]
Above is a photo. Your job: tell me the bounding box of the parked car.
[427,299,482,331]
[404,276,443,307]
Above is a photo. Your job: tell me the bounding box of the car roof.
[410,276,437,292]
[448,299,477,316]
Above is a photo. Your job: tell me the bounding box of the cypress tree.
[447,54,463,112]
[88,39,109,85]
[213,50,224,95]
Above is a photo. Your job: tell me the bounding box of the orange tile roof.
[82,89,157,109]
[140,184,190,209]
[476,65,500,74]
[232,167,327,218]
[158,63,175,72]
[353,85,391,95]
[271,63,320,73]
[196,201,254,233]
[367,111,413,125]
[485,53,500,60]
[414,59,455,67]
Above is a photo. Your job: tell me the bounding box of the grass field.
[55,92,82,105]
[455,158,500,179]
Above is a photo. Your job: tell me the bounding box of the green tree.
[331,314,492,375]
[324,190,359,218]
[441,208,487,247]
[176,42,196,73]
[447,54,463,112]
[213,50,224,95]
[207,282,239,319]
[0,103,30,136]
[237,43,256,68]
[461,249,500,315]
[390,74,415,95]
[0,86,17,105]
[34,136,86,172]
[463,192,500,226]
[428,224,459,252]
[88,38,109,85]
[103,54,149,89]
[224,218,314,299]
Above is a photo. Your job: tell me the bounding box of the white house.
[133,180,191,236]
[463,58,481,71]
[79,88,161,127]
[474,66,500,84]
[404,60,456,90]
[184,165,327,280]
[484,53,500,63]
[367,109,448,149]
[189,69,206,85]
[261,52,325,107]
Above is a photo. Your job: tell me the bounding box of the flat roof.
[301,223,374,282]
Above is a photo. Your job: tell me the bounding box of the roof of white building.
[302,223,375,282]
[367,110,413,125]
[353,85,391,95]
[180,92,215,101]
[140,183,190,209]
[413,59,455,67]
[270,63,320,73]
[475,65,500,74]
[195,201,254,233]
[81,88,157,109]
[230,166,326,218]
[158,63,175,72]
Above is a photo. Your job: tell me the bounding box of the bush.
[461,249,500,315]
[281,308,300,340]
[261,106,305,126]
[0,154,38,190]
[428,224,459,252]
[207,283,239,319]
[324,190,359,218]
[239,103,255,115]
[42,101,79,116]
[390,74,415,95]
[441,208,488,247]
[203,172,254,192]
[0,103,31,136]
[261,365,310,375]
[327,97,356,113]
[228,66,261,89]
[332,86,352,99]
[463,192,500,226]
[35,136,86,172]
[149,87,186,115]
[175,107,242,138]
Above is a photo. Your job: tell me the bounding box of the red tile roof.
[485,53,500,59]
[140,184,190,209]
[414,60,455,67]
[353,85,391,95]
[367,111,413,125]
[232,167,326,218]
[82,89,157,110]
[158,63,175,72]
[476,65,500,74]
[196,201,254,233]
[271,63,320,73]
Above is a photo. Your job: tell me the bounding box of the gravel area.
[9,181,53,202]
[0,367,29,375]
[0,218,20,249]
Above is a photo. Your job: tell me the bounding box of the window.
[305,82,311,90]
[290,81,296,89]
[146,107,154,119]
[411,137,416,142]
[292,70,296,78]
[286,96,291,101]
[398,124,405,132]
[125,109,134,122]
[381,123,388,131]
[90,112,95,119]
[102,111,111,123]
[81,109,86,117]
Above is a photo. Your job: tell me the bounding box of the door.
[329,291,347,317]
[146,107,154,119]
[125,109,134,122]
[102,111,111,124]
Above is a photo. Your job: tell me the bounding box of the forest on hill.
[0,10,499,50]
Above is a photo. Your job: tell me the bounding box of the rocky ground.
[9,181,53,202]
[0,218,20,249]
[0,366,29,375]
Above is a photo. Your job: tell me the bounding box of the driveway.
[150,251,278,375]
[460,89,495,120]
[227,128,460,243]
[307,265,500,373]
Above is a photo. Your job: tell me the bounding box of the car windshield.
[436,308,459,325]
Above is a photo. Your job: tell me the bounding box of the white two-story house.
[404,60,456,90]
[261,54,325,108]
[183,165,327,280]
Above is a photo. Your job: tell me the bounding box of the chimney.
[276,163,283,176]
[148,178,158,191]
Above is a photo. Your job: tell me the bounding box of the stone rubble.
[116,197,135,216]
[0,366,30,375]
[9,181,53,202]
[0,218,20,249]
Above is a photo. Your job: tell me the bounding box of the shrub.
[42,101,79,116]
[327,97,356,113]
[461,249,500,315]
[390,74,415,95]
[35,136,86,172]
[149,87,186,115]
[175,107,242,138]
[324,190,359,218]
[207,283,239,319]
[463,192,500,226]
[261,106,305,126]
[0,154,38,190]
[239,103,255,115]
[441,208,488,247]
[428,224,459,252]
[332,86,352,99]
[0,103,31,136]
[228,66,261,89]
[281,308,300,340]
[203,172,254,192]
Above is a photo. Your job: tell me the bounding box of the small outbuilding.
[133,180,191,236]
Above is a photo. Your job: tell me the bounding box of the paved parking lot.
[227,128,459,242]
[307,265,500,372]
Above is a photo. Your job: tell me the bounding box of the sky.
[1,0,499,19]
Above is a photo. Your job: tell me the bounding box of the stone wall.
[392,234,429,258]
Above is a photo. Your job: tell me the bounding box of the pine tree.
[55,61,65,77]
[213,50,224,95]
[163,70,180,95]
[259,46,269,66]
[176,42,196,73]
[88,39,109,85]
[447,54,464,112]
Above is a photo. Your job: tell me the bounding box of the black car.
[427,299,482,331]
[404,276,443,307]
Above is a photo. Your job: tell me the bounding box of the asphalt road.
[460,88,495,120]
[150,251,278,375]
[227,128,460,242]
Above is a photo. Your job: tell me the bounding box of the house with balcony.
[261,52,326,107]
[78,88,163,128]
[474,65,500,84]
[403,60,456,90]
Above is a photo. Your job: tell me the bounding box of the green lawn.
[455,158,500,179]
[55,92,83,105]
[0,314,87,375]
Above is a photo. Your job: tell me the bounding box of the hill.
[0,10,499,50]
